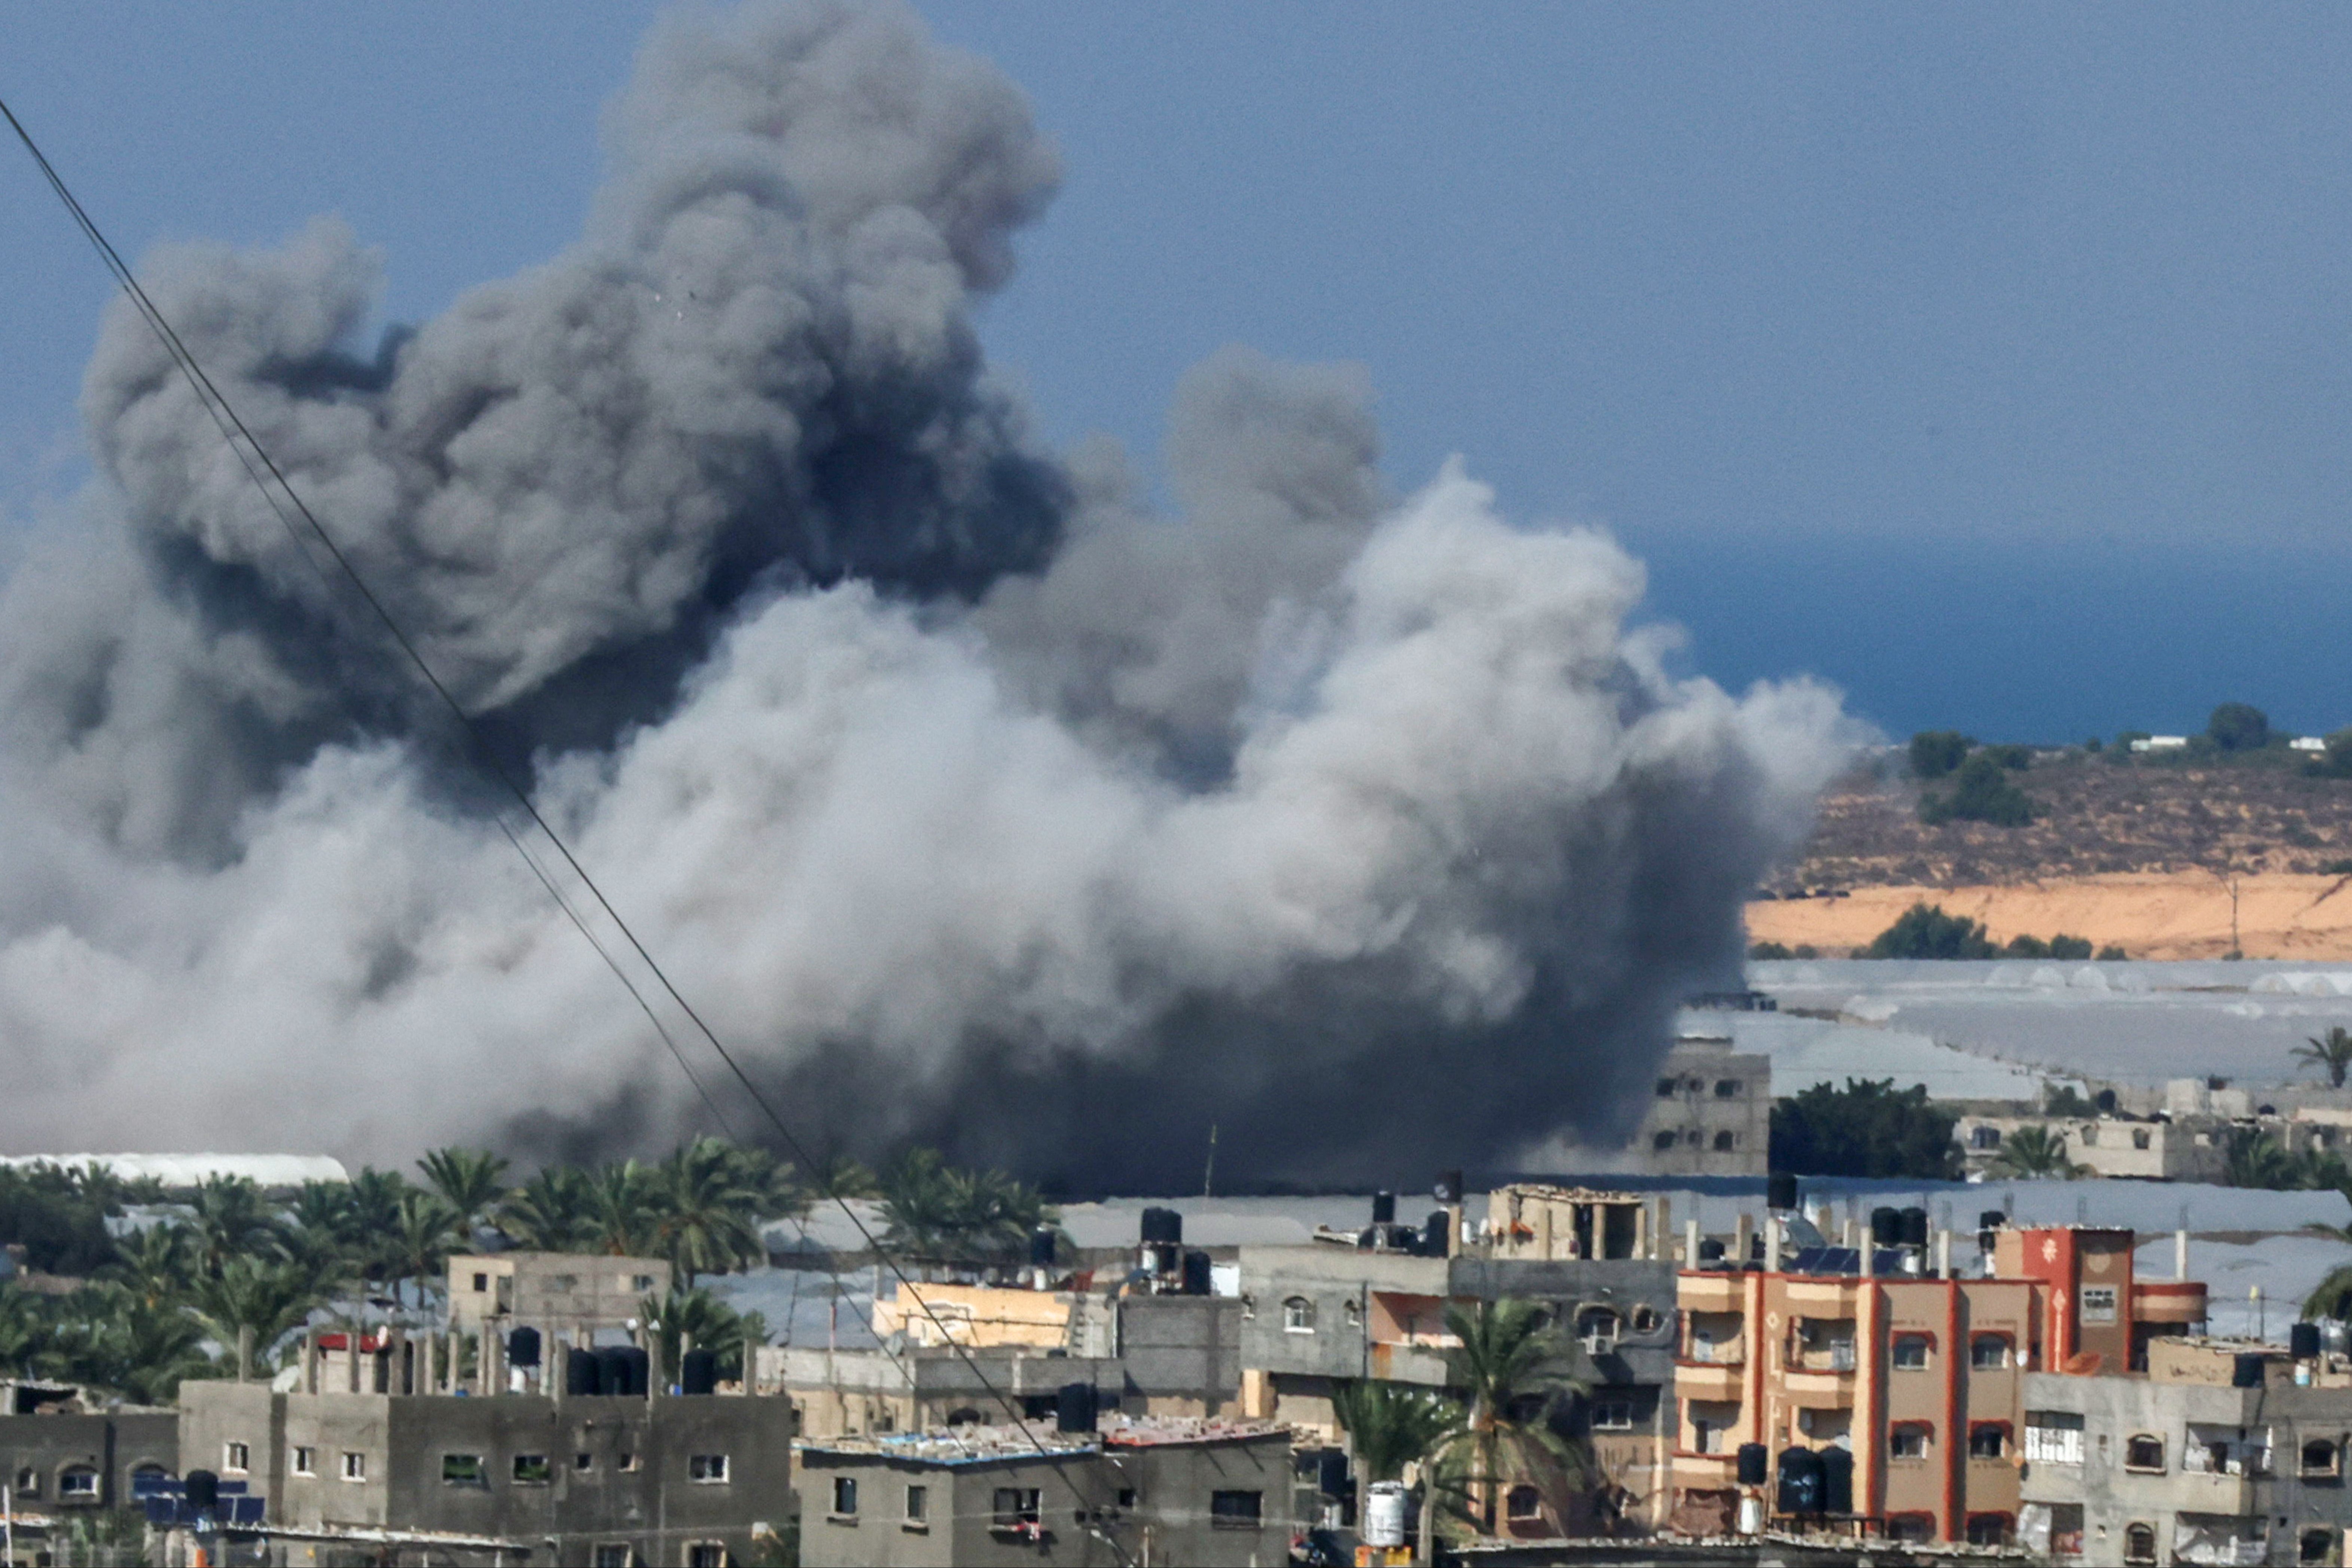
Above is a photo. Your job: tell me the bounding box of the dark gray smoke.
[0,0,1854,1185]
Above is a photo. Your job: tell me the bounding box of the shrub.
[1770,1079,1962,1180]
[2047,934,2093,960]
[1749,941,1791,960]
[2003,934,2049,959]
[1866,903,1998,960]
[1909,730,1971,781]
[1918,753,2034,826]
[2208,702,2272,753]
[2096,945,2128,961]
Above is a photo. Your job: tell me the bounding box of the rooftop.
[796,1414,1287,1465]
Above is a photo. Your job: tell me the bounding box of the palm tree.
[1986,1124,2092,1180]
[880,1150,1059,1270]
[641,1284,770,1382]
[1433,1299,1590,1538]
[187,1257,327,1375]
[2308,1265,2352,1322]
[646,1139,768,1284]
[389,1190,464,1308]
[417,1148,510,1233]
[1333,1379,1460,1483]
[499,1166,599,1252]
[184,1176,281,1276]
[2298,1028,2352,1089]
[2225,1129,2310,1191]
[589,1162,659,1257]
[105,1224,193,1312]
[805,1155,881,1202]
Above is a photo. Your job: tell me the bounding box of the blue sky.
[5,3,2351,742]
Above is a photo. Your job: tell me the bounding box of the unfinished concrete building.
[445,1251,671,1337]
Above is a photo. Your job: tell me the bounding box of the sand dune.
[1747,872,2352,961]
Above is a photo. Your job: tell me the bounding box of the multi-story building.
[793,1416,1293,1568]
[1630,1032,1772,1177]
[445,1251,671,1336]
[1666,1223,2207,1547]
[2020,1338,2352,1566]
[180,1368,794,1565]
[0,1379,177,1516]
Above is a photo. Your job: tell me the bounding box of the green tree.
[589,1162,660,1257]
[1770,1079,1963,1180]
[2047,934,2093,960]
[499,1166,600,1252]
[184,1176,282,1278]
[0,1163,124,1276]
[2208,702,2271,753]
[2223,1129,2310,1191]
[646,1138,768,1284]
[1332,1379,1459,1484]
[1909,731,1971,780]
[1918,753,2034,826]
[417,1148,510,1233]
[2306,1265,2352,1321]
[1865,903,1998,960]
[2043,1085,2099,1117]
[104,1225,193,1313]
[1749,941,1793,960]
[187,1256,328,1374]
[641,1284,769,1382]
[389,1190,464,1308]
[1432,1300,1589,1538]
[1985,1124,2090,1180]
[2296,1027,2352,1089]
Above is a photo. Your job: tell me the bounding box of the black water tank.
[1736,1442,1769,1486]
[507,1326,541,1369]
[1056,1382,1098,1434]
[680,1348,719,1395]
[1869,1207,1903,1247]
[1979,1210,2007,1233]
[600,1345,650,1398]
[1818,1446,1854,1514]
[1899,1207,1930,1249]
[1697,1238,1726,1264]
[565,1345,601,1397]
[1372,1191,1397,1225]
[1029,1226,1058,1269]
[2095,1088,2118,1113]
[185,1469,219,1511]
[2233,1353,2268,1389]
[1181,1250,1214,1296]
[1140,1207,1184,1245]
[1421,1210,1451,1257]
[1776,1447,1824,1514]
[1434,1169,1464,1205]
[2294,1322,2323,1359]
[1317,1449,1350,1498]
[1767,1172,1799,1212]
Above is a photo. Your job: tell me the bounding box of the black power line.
[0,97,1138,1557]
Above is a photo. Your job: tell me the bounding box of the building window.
[11,1467,36,1498]
[686,1547,726,1568]
[1966,1515,2011,1547]
[544,1274,577,1292]
[1685,1129,1705,1146]
[2078,1126,2098,1147]
[291,1447,317,1478]
[993,1487,1042,1530]
[591,1548,632,1568]
[631,1274,656,1292]
[1889,1425,1930,1460]
[1652,1131,1678,1151]
[472,1272,488,1292]
[1713,1131,1738,1152]
[57,1467,99,1502]
[1117,1488,1138,1508]
[1589,1399,1635,1431]
[617,1451,638,1472]
[1892,1334,1931,1369]
[1631,1305,1662,1333]
[2303,1528,2336,1564]
[574,1452,594,1473]
[1970,1424,2008,1459]
[2303,1438,2340,1477]
[2080,1285,2118,1326]
[905,1484,928,1523]
[1211,1490,1264,1529]
[688,1454,729,1484]
[1714,1079,1744,1098]
[1888,1514,1934,1543]
[2123,1433,2164,1472]
[512,1454,552,1485]
[1284,1297,1315,1334]
[2025,1414,2084,1464]
[2124,1522,2157,1564]
[441,1453,485,1486]
[1576,1309,1619,1354]
[1971,1126,2002,1150]
[2132,1128,2152,1150]
[1344,1299,1362,1329]
[223,1442,250,1474]
[1506,1484,1543,1520]
[1971,1334,2011,1370]
[341,1452,366,1483]
[831,1475,858,1517]
[1656,1078,1679,1097]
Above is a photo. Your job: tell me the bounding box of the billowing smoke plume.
[0,0,1853,1187]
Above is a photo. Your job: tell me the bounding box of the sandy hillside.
[1747,872,2352,961]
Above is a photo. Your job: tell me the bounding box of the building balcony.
[1672,1452,1740,1486]
[1781,1367,1856,1407]
[1674,1361,1745,1401]
[1678,1273,1745,1312]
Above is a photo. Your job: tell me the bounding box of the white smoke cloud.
[0,0,1854,1183]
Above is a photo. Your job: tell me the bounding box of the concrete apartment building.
[2020,1338,2352,1566]
[1631,1032,1772,1178]
[1956,1114,2231,1182]
[181,1371,794,1565]
[0,1378,177,1515]
[446,1250,671,1336]
[794,1416,1293,1568]
[1667,1222,2208,1547]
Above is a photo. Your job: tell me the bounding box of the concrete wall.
[1628,1039,1771,1178]
[183,1383,793,1565]
[0,1407,176,1511]
[446,1252,671,1333]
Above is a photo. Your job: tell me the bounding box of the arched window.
[1630,1305,1663,1334]
[1575,1308,1619,1353]
[1969,1424,2007,1459]
[1889,1424,1930,1460]
[2124,1434,2165,1472]
[2304,1437,2340,1477]
[1712,1131,1737,1152]
[2123,1522,2157,1564]
[1651,1132,1678,1151]
[1970,1334,2011,1369]
[57,1465,100,1503]
[1892,1333,1931,1369]
[945,1407,982,1427]
[1505,1485,1542,1521]
[1965,1515,2011,1547]
[1971,1126,2002,1150]
[1283,1297,1315,1334]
